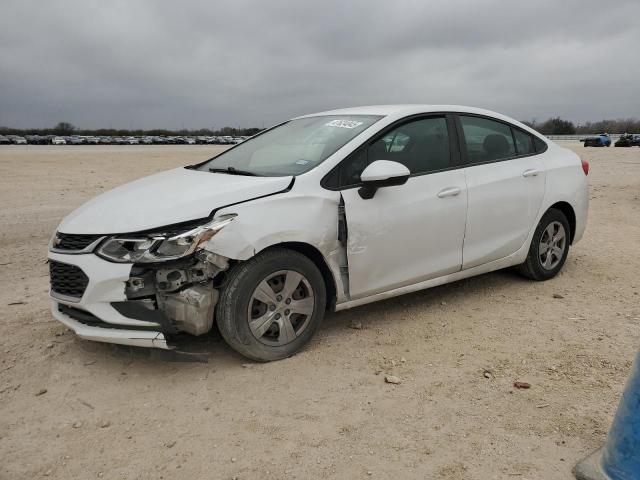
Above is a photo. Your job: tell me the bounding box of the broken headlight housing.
[96,214,236,263]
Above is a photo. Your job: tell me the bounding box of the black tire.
[216,247,326,362]
[517,208,571,281]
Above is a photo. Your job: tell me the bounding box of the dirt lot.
[0,143,638,479]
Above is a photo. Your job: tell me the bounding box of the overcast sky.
[1,0,639,129]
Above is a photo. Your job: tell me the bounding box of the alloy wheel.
[539,221,566,270]
[247,270,315,346]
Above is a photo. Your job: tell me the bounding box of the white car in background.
[48,105,588,361]
[51,137,66,145]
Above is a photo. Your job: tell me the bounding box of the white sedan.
[48,105,588,361]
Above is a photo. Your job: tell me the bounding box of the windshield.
[197,115,382,176]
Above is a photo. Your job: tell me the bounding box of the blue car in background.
[581,133,611,147]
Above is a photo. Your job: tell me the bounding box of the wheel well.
[268,242,337,310]
[549,202,576,244]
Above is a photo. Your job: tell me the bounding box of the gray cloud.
[1,0,639,129]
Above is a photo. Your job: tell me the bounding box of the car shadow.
[95,267,528,366]
[321,268,528,336]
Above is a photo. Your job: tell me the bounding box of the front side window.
[323,116,451,189]
[368,117,450,174]
[460,115,516,163]
[197,115,381,176]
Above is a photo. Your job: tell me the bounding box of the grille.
[58,304,162,332]
[53,232,103,251]
[49,261,89,299]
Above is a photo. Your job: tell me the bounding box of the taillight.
[581,158,589,175]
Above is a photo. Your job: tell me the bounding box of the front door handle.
[522,168,541,177]
[437,186,461,198]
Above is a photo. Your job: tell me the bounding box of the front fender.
[200,190,348,303]
[202,192,342,260]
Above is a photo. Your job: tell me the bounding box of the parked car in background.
[48,105,589,362]
[10,136,27,144]
[26,135,44,144]
[0,136,11,145]
[51,136,66,145]
[614,134,640,147]
[581,133,611,147]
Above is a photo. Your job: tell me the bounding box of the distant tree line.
[0,122,264,137]
[2,118,640,138]
[521,117,640,135]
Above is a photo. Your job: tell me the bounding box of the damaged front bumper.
[48,249,229,349]
[52,302,170,349]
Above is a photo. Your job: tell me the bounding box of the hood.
[58,167,293,234]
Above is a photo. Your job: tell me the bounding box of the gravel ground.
[0,142,639,479]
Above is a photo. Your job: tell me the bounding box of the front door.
[339,115,468,299]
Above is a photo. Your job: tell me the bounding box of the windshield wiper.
[208,166,258,176]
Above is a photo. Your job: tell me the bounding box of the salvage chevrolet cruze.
[48,105,589,361]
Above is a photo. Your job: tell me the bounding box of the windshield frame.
[187,114,383,177]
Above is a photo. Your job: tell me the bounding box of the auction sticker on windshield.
[325,119,364,129]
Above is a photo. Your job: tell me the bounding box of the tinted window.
[513,129,535,155]
[534,136,547,152]
[323,146,367,188]
[460,116,516,163]
[368,117,450,174]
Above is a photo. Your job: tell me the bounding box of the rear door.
[325,115,468,299]
[456,115,546,269]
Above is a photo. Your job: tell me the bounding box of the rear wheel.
[216,248,326,362]
[517,208,570,281]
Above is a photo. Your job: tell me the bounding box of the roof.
[294,104,538,139]
[295,104,507,119]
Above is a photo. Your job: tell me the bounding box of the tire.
[517,208,571,281]
[216,247,326,362]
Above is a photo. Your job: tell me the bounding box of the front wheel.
[517,208,570,281]
[216,248,326,362]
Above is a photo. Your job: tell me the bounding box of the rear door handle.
[522,169,541,177]
[437,186,461,198]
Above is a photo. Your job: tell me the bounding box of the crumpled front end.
[49,245,230,349]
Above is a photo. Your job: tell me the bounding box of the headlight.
[96,214,236,263]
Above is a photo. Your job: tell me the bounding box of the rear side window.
[513,129,535,155]
[534,136,547,152]
[368,116,450,174]
[459,115,516,163]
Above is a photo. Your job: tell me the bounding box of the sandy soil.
[0,143,639,480]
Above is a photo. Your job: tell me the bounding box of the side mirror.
[358,160,410,199]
